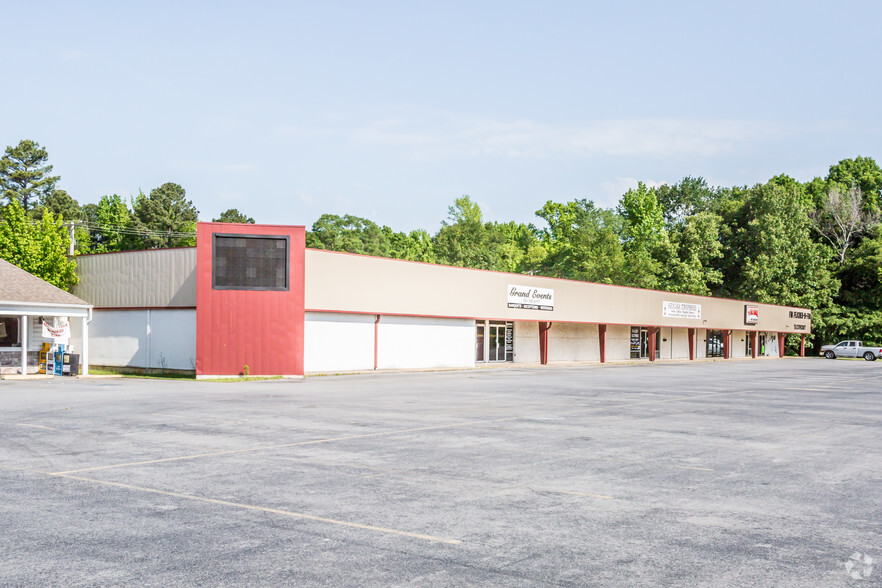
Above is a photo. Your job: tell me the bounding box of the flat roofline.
[305,248,812,312]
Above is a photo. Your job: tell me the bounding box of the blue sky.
[3,1,880,232]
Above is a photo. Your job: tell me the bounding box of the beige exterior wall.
[513,321,540,363]
[74,248,197,308]
[304,249,811,335]
[75,247,811,338]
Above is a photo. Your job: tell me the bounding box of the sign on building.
[745,305,759,325]
[662,301,701,320]
[507,285,554,311]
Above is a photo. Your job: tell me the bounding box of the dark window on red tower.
[212,234,290,291]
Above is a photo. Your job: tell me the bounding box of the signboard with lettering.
[744,305,759,325]
[42,320,70,339]
[662,301,701,320]
[507,285,554,311]
[630,326,641,357]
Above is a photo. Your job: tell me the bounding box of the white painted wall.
[89,309,196,370]
[304,312,375,373]
[732,331,747,358]
[669,328,690,359]
[655,327,690,360]
[377,316,474,370]
[762,332,780,356]
[696,329,707,358]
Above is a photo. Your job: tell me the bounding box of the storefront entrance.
[707,330,724,357]
[476,321,513,362]
[630,326,660,359]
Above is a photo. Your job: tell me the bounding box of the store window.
[707,330,724,357]
[630,327,660,359]
[0,316,21,347]
[213,234,289,291]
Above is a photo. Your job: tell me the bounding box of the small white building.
[0,258,92,376]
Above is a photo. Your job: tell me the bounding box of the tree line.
[0,140,251,287]
[2,138,879,351]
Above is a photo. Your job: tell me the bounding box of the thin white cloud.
[350,113,834,160]
[601,177,664,204]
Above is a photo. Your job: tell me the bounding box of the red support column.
[648,327,657,362]
[800,334,805,357]
[750,331,757,359]
[598,324,607,363]
[539,322,550,365]
[722,330,730,359]
[778,332,786,357]
[688,328,695,360]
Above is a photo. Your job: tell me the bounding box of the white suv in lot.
[819,340,881,361]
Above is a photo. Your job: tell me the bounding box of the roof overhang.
[0,301,91,318]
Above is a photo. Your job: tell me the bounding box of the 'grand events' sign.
[662,301,702,320]
[508,285,554,311]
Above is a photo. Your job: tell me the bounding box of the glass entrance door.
[487,321,513,362]
[630,326,660,359]
[489,323,505,362]
[707,330,724,357]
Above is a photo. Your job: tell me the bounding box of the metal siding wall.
[73,248,197,308]
[86,309,195,369]
[148,310,197,370]
[196,223,305,376]
[88,310,149,367]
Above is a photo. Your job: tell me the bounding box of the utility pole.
[68,221,77,256]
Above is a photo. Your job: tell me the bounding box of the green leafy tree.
[826,156,882,212]
[534,199,626,283]
[0,140,60,212]
[731,181,838,332]
[213,208,255,223]
[433,196,508,270]
[617,182,678,290]
[132,183,198,248]
[306,214,393,256]
[655,176,718,226]
[34,189,81,220]
[86,194,135,253]
[668,211,724,295]
[0,199,77,289]
[387,228,436,263]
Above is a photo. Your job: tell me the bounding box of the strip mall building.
[72,222,813,378]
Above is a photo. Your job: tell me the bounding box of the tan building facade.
[73,234,812,375]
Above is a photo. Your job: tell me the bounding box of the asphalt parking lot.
[1,359,880,586]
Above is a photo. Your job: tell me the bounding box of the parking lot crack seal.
[52,473,462,545]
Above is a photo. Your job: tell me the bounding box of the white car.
[819,340,881,361]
